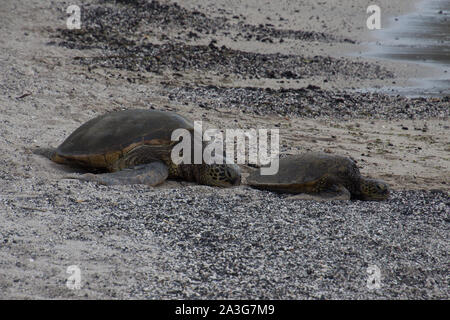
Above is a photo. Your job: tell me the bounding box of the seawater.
[364,0,449,96]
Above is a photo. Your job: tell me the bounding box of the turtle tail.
[33,147,56,160]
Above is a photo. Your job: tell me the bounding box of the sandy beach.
[0,0,448,299]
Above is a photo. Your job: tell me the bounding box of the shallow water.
[363,0,449,97]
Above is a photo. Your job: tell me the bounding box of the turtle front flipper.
[65,161,169,186]
[286,184,351,201]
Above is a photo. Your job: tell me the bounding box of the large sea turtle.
[34,109,241,187]
[247,152,389,201]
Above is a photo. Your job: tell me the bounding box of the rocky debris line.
[60,39,391,80]
[91,0,350,43]
[235,22,355,43]
[52,0,377,81]
[166,85,450,119]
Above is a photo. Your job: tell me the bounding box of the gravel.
[57,0,350,44]
[166,85,449,119]
[1,180,448,299]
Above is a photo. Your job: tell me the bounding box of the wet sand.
[361,0,449,96]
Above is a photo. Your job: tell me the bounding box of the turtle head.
[199,163,241,187]
[359,178,390,201]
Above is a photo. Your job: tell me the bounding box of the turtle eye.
[376,182,386,191]
[380,183,389,194]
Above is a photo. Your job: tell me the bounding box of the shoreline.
[356,0,449,97]
[363,0,424,42]
[178,0,448,96]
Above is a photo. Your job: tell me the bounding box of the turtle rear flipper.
[64,161,169,186]
[287,184,351,201]
[33,147,57,160]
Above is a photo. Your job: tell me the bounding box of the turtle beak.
[378,182,390,199]
[361,179,390,201]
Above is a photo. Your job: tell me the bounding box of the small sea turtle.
[247,152,389,201]
[34,109,240,187]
